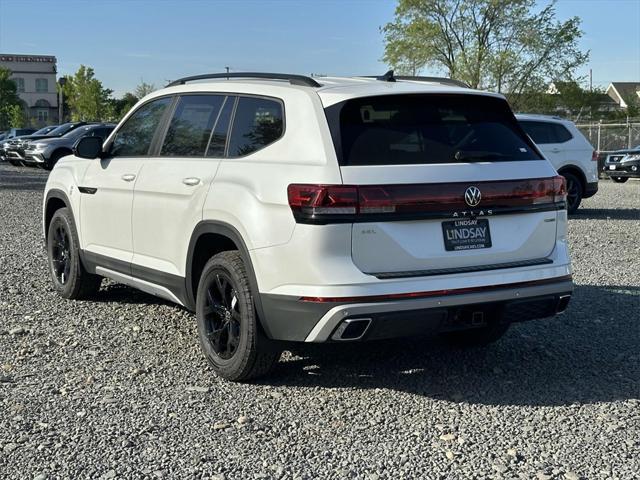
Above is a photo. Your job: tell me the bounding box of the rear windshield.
[329,94,542,166]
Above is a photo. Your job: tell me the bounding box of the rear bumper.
[260,276,573,342]
[603,170,639,179]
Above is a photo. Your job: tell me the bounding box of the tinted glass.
[34,126,55,135]
[64,126,95,141]
[520,121,553,144]
[47,123,78,137]
[335,95,541,166]
[111,97,171,157]
[206,96,234,157]
[161,95,224,157]
[552,124,572,143]
[93,127,114,139]
[227,97,283,157]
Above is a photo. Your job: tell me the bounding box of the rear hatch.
[322,93,565,276]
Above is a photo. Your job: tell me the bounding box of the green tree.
[61,65,113,121]
[0,66,22,130]
[134,80,155,99]
[8,104,26,128]
[382,0,588,110]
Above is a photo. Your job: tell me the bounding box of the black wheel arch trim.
[44,188,74,244]
[558,165,586,190]
[44,188,94,276]
[185,221,271,337]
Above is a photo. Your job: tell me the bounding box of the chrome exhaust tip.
[556,294,571,313]
[331,318,372,341]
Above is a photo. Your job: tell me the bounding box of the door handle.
[182,177,201,186]
[121,174,136,182]
[551,148,561,153]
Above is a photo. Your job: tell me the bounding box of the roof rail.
[395,76,470,88]
[363,70,469,88]
[166,72,322,88]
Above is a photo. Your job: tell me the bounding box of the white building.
[0,54,59,126]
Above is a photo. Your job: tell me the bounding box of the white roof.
[144,75,505,108]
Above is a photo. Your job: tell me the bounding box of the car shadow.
[260,284,640,407]
[573,208,640,221]
[89,282,177,308]
[78,267,638,407]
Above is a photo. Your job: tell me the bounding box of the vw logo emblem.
[464,186,482,207]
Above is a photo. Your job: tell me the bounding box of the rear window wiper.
[454,150,509,161]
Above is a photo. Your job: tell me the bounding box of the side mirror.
[73,136,103,159]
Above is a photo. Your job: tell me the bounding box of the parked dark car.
[604,145,640,183]
[3,123,86,166]
[24,123,116,170]
[0,128,38,163]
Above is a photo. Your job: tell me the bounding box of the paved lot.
[1,163,638,480]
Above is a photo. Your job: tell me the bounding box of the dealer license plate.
[442,218,492,251]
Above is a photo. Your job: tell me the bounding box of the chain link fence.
[576,121,640,153]
[575,121,640,176]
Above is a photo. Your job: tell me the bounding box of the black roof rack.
[166,72,321,88]
[395,76,470,88]
[366,70,469,88]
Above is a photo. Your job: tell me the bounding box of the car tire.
[562,172,583,214]
[196,251,281,382]
[612,176,629,183]
[47,208,102,299]
[441,321,510,348]
[8,159,21,167]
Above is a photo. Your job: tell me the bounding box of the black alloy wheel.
[46,207,102,299]
[612,176,629,183]
[196,251,281,381]
[562,173,583,214]
[51,224,72,285]
[203,271,241,360]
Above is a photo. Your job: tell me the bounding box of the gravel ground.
[1,163,638,480]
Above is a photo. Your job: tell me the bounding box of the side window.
[520,121,555,144]
[552,124,573,143]
[227,97,284,157]
[206,96,235,157]
[35,78,48,93]
[93,128,113,140]
[161,95,224,157]
[111,97,171,157]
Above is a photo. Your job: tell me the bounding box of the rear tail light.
[551,175,567,204]
[288,176,567,224]
[287,184,358,216]
[592,150,598,162]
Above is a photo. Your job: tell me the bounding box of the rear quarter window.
[521,121,573,144]
[227,96,284,157]
[328,94,541,166]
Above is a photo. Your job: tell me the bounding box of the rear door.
[519,120,568,169]
[131,94,234,278]
[325,94,562,275]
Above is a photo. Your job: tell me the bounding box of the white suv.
[516,114,598,213]
[43,72,573,381]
